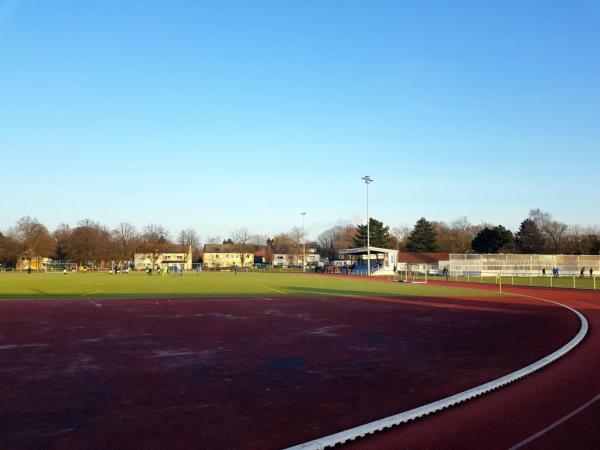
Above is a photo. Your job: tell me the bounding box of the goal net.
[45,262,77,273]
[398,266,429,284]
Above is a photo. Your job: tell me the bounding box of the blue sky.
[1,0,599,239]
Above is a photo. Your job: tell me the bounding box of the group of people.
[542,266,594,278]
[231,264,249,275]
[109,264,130,274]
[145,263,185,277]
[542,267,561,278]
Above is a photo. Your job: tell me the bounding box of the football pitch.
[0,271,504,299]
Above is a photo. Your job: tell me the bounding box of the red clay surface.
[0,293,581,450]
[346,282,600,450]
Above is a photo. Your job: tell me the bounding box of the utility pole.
[362,176,373,276]
[301,212,306,272]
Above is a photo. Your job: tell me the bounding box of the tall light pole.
[362,176,373,276]
[301,212,306,272]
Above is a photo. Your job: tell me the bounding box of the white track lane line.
[508,393,600,449]
[85,298,102,308]
[286,291,588,450]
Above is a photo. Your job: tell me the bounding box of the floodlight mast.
[301,212,306,272]
[362,176,373,276]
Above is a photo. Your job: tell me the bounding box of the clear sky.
[1,0,599,240]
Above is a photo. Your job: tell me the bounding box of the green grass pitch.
[437,274,599,290]
[0,272,503,299]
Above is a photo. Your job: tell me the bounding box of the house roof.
[135,243,190,254]
[339,246,397,255]
[203,244,241,253]
[397,252,449,264]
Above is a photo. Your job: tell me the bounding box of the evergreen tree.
[471,226,514,253]
[515,218,544,253]
[404,218,439,252]
[590,235,600,255]
[353,218,391,248]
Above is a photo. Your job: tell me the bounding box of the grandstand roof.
[339,246,397,255]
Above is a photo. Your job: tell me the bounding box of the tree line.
[315,209,599,257]
[0,218,201,268]
[1,209,598,268]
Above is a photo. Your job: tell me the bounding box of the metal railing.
[441,272,599,290]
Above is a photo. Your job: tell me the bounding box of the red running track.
[0,290,587,450]
[345,282,600,450]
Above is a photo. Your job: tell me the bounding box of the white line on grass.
[258,284,287,295]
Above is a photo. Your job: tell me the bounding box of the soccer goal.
[45,262,77,273]
[398,266,429,284]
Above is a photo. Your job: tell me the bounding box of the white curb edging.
[285,293,588,450]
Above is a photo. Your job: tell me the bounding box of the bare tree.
[431,217,480,253]
[318,227,343,261]
[178,229,200,250]
[290,226,305,265]
[142,224,169,244]
[53,223,72,261]
[9,216,55,270]
[317,225,356,261]
[230,227,251,267]
[0,231,20,268]
[391,225,410,252]
[178,228,200,265]
[249,234,268,249]
[140,224,170,267]
[67,220,116,267]
[529,209,552,232]
[543,220,568,254]
[113,222,138,260]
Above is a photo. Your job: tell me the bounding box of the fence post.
[594,276,596,290]
[512,275,514,285]
[467,274,470,283]
[550,276,553,288]
[573,276,576,289]
[530,275,532,286]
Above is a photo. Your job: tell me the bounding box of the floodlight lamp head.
[362,175,373,184]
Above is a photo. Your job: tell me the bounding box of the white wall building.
[134,245,193,270]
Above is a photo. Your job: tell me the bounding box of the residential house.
[272,247,320,267]
[16,256,53,271]
[134,244,193,270]
[203,244,253,268]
